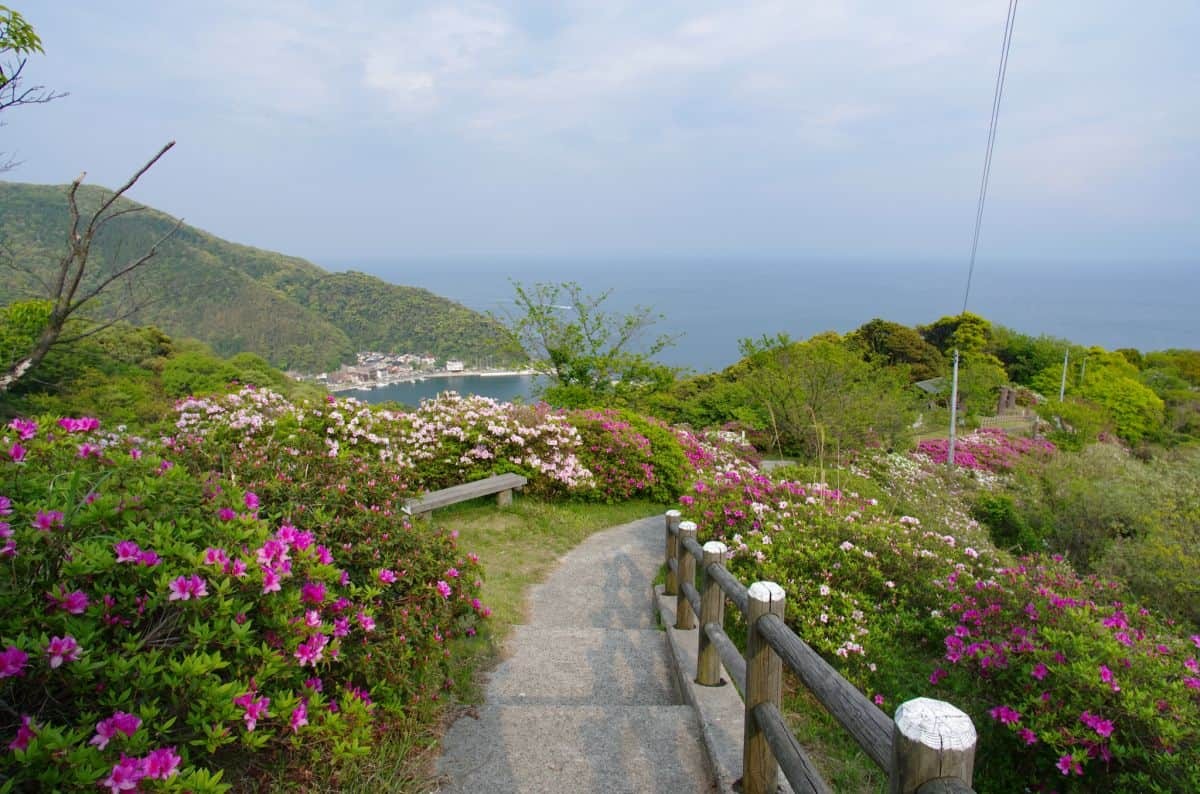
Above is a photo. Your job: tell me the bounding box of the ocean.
[334,258,1196,404]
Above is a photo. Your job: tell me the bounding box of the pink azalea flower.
[45,635,81,668]
[0,495,11,515]
[217,507,237,521]
[102,754,145,793]
[294,633,330,667]
[301,581,326,604]
[1031,662,1048,680]
[114,540,141,563]
[445,567,460,579]
[167,575,207,601]
[262,568,282,594]
[78,443,101,458]
[988,705,1021,726]
[1099,664,1120,692]
[1018,728,1038,745]
[316,545,334,565]
[333,616,350,637]
[0,645,29,678]
[1056,754,1083,776]
[378,568,396,584]
[7,418,36,440]
[244,492,260,510]
[8,443,26,462]
[137,549,161,567]
[8,715,36,752]
[203,547,230,566]
[89,711,142,749]
[356,611,376,632]
[58,416,100,433]
[228,558,248,577]
[32,509,64,531]
[290,702,308,733]
[1080,711,1114,738]
[140,746,181,779]
[48,587,89,615]
[436,580,452,599]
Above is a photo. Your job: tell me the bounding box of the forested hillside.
[0,182,522,371]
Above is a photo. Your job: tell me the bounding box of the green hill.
[0,181,523,371]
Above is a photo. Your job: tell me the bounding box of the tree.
[737,333,916,459]
[1,5,66,170]
[918,311,993,353]
[0,141,178,394]
[846,318,944,381]
[505,281,677,407]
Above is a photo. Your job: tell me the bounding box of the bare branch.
[89,141,176,227]
[70,218,182,309]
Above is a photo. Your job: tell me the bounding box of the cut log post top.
[890,697,976,794]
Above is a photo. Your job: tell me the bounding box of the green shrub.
[971,493,1041,552]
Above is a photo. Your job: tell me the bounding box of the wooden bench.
[402,472,528,519]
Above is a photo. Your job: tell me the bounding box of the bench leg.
[497,489,513,508]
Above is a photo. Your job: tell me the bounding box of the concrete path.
[435,515,716,793]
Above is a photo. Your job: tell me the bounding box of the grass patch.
[262,495,666,793]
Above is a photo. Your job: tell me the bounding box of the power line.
[962,0,1020,314]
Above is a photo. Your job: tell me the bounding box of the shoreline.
[326,368,539,393]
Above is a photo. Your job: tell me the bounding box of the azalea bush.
[1,413,486,791]
[566,408,692,503]
[917,428,1056,473]
[679,459,1200,792]
[931,558,1200,791]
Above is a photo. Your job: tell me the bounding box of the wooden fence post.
[697,541,727,686]
[675,521,697,630]
[889,697,977,794]
[664,510,681,596]
[744,581,785,794]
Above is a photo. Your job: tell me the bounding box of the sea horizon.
[328,258,1197,374]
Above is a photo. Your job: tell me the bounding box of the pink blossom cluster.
[917,428,1055,473]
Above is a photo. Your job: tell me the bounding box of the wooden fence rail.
[664,510,978,794]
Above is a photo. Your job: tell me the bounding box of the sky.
[3,1,1199,268]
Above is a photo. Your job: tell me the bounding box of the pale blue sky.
[4,1,1198,267]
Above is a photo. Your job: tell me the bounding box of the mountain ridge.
[0,181,522,371]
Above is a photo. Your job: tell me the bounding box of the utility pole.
[1059,349,1069,402]
[1079,355,1087,386]
[947,349,960,468]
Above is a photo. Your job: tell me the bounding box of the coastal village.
[307,351,532,392]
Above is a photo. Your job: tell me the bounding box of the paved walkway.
[435,515,716,793]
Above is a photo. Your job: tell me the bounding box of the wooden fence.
[663,510,978,794]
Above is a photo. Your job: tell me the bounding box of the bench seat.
[402,472,528,517]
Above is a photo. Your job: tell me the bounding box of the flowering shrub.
[680,459,1200,792]
[1,413,486,791]
[567,409,693,503]
[932,558,1200,791]
[917,428,1056,473]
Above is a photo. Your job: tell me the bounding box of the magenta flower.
[445,567,460,578]
[9,443,26,462]
[1018,728,1038,745]
[78,443,101,458]
[1031,662,1048,680]
[8,715,36,752]
[45,635,81,668]
[262,567,282,594]
[289,702,308,733]
[316,545,334,564]
[233,692,271,732]
[89,711,142,749]
[1099,664,1120,692]
[0,646,29,678]
[32,509,64,531]
[294,633,330,667]
[300,580,326,604]
[7,418,36,440]
[378,568,397,584]
[1080,711,1114,738]
[988,705,1021,726]
[1056,754,1083,776]
[137,549,161,567]
[58,416,100,433]
[140,746,181,779]
[114,540,141,562]
[0,495,10,515]
[203,547,230,566]
[357,611,376,632]
[217,507,237,521]
[102,754,144,793]
[167,574,208,601]
[244,492,260,510]
[48,587,89,615]
[436,580,452,599]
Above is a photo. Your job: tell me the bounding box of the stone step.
[485,626,679,706]
[435,704,715,794]
[526,516,663,629]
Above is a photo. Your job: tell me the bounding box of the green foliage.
[736,333,916,459]
[0,5,43,67]
[953,351,1009,418]
[918,311,993,353]
[970,493,1040,552]
[847,318,944,381]
[990,327,1075,386]
[1079,368,1164,443]
[1035,397,1112,451]
[506,281,676,408]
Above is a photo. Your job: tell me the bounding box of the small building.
[445,360,465,373]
